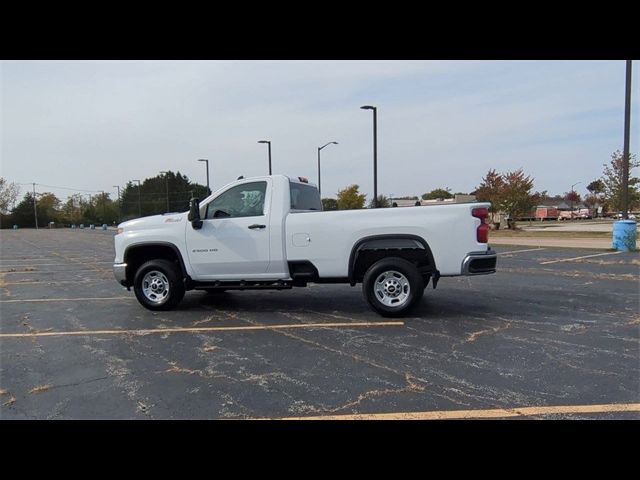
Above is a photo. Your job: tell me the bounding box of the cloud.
[1,60,637,202]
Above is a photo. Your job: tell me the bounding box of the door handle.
[248,224,266,229]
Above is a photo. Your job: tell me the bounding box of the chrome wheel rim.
[142,270,170,304]
[374,270,410,307]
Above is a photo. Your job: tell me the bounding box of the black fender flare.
[123,241,190,283]
[347,234,437,286]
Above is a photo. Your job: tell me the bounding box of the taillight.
[472,207,489,243]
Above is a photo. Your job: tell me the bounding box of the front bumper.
[461,249,497,275]
[113,263,128,286]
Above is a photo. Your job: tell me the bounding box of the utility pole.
[32,183,38,229]
[622,60,632,219]
[113,185,121,223]
[101,191,106,223]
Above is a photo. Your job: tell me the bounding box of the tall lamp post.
[360,105,378,207]
[622,60,632,219]
[317,141,338,198]
[132,180,141,217]
[570,181,582,220]
[160,171,170,212]
[197,159,210,195]
[258,140,272,175]
[113,185,121,223]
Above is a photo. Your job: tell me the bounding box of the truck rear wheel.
[133,259,185,311]
[362,257,424,317]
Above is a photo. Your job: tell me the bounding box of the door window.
[205,182,267,219]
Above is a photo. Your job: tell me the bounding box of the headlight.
[117,227,124,235]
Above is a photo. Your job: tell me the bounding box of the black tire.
[362,257,424,317]
[133,259,185,311]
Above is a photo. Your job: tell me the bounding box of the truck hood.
[118,212,187,232]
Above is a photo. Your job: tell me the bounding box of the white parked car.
[113,175,496,316]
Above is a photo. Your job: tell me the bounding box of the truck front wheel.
[362,257,424,317]
[133,259,185,311]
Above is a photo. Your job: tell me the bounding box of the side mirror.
[188,198,203,229]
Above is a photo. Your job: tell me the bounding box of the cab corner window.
[205,182,267,219]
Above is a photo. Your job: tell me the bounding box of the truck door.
[185,180,271,278]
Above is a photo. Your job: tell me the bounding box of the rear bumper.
[461,249,497,275]
[113,263,128,286]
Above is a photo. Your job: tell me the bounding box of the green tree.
[10,192,60,227]
[421,188,453,201]
[336,184,366,210]
[499,170,537,227]
[601,150,640,213]
[586,179,605,195]
[368,195,391,208]
[120,171,208,220]
[321,198,338,211]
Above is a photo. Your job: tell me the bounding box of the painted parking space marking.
[497,248,546,255]
[0,296,132,303]
[0,321,404,338]
[268,402,640,420]
[540,251,622,265]
[0,262,113,268]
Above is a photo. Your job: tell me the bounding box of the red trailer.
[535,207,559,220]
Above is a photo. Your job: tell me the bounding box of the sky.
[1,60,638,204]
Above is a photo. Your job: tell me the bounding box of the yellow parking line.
[0,296,131,303]
[540,251,622,265]
[268,403,640,420]
[497,248,546,255]
[0,321,404,338]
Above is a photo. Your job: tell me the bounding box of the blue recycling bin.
[90,224,95,230]
[13,225,18,230]
[612,220,637,251]
[102,224,108,230]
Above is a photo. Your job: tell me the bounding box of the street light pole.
[317,141,338,198]
[360,106,378,207]
[258,140,272,175]
[133,180,141,217]
[571,181,582,220]
[101,191,106,223]
[113,185,121,223]
[197,159,210,195]
[160,171,170,212]
[622,60,633,219]
[32,182,38,229]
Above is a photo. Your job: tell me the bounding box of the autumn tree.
[474,169,505,212]
[475,169,537,229]
[564,191,581,203]
[601,150,640,213]
[0,178,20,214]
[422,188,453,201]
[336,184,366,210]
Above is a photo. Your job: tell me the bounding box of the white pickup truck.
[113,175,496,316]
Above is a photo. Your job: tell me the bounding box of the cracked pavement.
[0,229,638,419]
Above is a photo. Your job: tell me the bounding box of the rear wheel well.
[124,244,186,286]
[349,235,436,285]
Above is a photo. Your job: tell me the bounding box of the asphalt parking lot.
[1,229,638,419]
